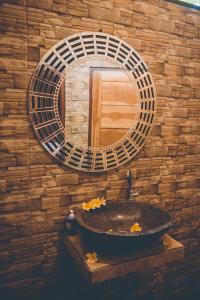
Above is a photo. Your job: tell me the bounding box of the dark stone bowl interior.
[76,201,174,251]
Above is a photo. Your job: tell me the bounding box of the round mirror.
[29,32,157,172]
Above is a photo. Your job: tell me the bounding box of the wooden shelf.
[64,233,184,285]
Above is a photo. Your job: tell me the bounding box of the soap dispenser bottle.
[65,209,77,236]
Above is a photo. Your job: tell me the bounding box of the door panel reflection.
[90,68,138,147]
[58,60,139,148]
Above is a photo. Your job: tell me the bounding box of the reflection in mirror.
[58,60,139,148]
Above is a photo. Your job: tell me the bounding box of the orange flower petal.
[130,223,142,233]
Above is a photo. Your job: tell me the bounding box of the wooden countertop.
[64,233,184,284]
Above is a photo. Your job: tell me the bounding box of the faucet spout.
[126,170,139,200]
[127,170,133,200]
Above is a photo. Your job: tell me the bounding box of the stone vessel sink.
[76,201,174,251]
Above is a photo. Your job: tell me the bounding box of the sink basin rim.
[75,201,174,237]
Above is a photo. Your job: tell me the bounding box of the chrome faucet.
[126,170,139,200]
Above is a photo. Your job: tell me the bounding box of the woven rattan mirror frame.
[28,32,157,172]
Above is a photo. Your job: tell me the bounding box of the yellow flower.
[130,223,142,233]
[91,198,101,208]
[82,197,106,211]
[86,252,98,264]
[82,202,92,211]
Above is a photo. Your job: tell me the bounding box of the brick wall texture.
[0,0,200,299]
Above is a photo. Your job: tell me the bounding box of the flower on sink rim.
[130,222,142,233]
[82,197,106,211]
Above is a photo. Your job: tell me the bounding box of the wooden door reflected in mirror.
[89,68,138,147]
[58,61,139,148]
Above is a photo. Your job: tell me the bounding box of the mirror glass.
[58,60,140,148]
